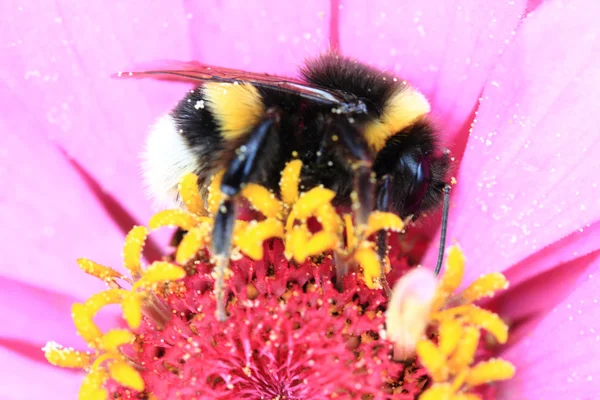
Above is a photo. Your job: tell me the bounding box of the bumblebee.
[131,53,451,318]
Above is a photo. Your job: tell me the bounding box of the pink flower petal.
[339,0,526,143]
[0,277,119,350]
[0,120,129,298]
[184,0,331,75]
[0,346,82,400]
[500,253,600,399]
[2,1,192,226]
[491,251,597,346]
[424,0,600,283]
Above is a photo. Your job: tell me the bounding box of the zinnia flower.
[2,0,599,399]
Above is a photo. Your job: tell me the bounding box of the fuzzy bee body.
[135,54,451,320]
[143,54,448,218]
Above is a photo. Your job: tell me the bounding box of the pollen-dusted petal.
[99,329,136,352]
[148,209,204,231]
[284,224,310,262]
[305,231,338,258]
[315,203,342,233]
[136,261,186,287]
[419,383,453,400]
[461,272,508,302]
[438,319,463,357]
[440,245,465,293]
[175,225,211,264]
[241,184,283,218]
[79,369,109,400]
[77,258,125,283]
[236,218,284,260]
[122,292,143,330]
[108,360,145,391]
[354,246,381,289]
[364,211,404,238]
[43,342,93,369]
[448,326,480,372]
[207,170,225,215]
[71,303,102,345]
[466,359,516,386]
[386,268,437,359]
[416,339,448,382]
[344,214,357,250]
[179,173,205,215]
[123,226,148,277]
[280,159,302,206]
[286,187,336,231]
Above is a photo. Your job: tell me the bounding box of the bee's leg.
[328,116,378,290]
[329,116,374,229]
[211,109,280,321]
[376,175,392,296]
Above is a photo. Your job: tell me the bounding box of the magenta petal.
[339,0,526,142]
[0,122,129,298]
[0,346,82,399]
[2,1,193,226]
[500,254,600,399]
[424,0,600,283]
[184,0,331,75]
[0,278,119,349]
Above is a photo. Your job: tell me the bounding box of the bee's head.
[373,121,450,219]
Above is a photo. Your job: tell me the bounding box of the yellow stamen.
[108,360,145,391]
[453,394,482,400]
[466,359,516,386]
[305,231,338,258]
[461,272,509,302]
[84,289,127,315]
[241,184,282,218]
[315,203,342,233]
[280,159,302,206]
[207,170,224,215]
[148,209,204,231]
[77,258,125,285]
[43,342,93,369]
[354,246,381,289]
[447,326,480,372]
[175,225,211,264]
[438,319,463,356]
[435,305,509,344]
[79,369,109,400]
[286,187,336,231]
[179,173,205,215]
[236,218,284,260]
[419,383,453,400]
[122,292,143,330]
[123,226,148,277]
[440,245,465,293]
[416,340,448,381]
[364,211,404,238]
[99,329,136,352]
[285,224,311,262]
[134,261,186,288]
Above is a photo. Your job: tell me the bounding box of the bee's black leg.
[211,109,280,321]
[328,116,374,229]
[328,116,380,290]
[376,175,392,296]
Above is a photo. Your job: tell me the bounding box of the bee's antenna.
[434,185,451,276]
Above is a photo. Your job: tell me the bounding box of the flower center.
[44,162,515,399]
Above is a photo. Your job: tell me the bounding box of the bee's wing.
[116,61,346,107]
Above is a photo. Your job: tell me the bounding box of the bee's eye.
[399,154,431,216]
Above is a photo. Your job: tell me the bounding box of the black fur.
[169,53,449,218]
